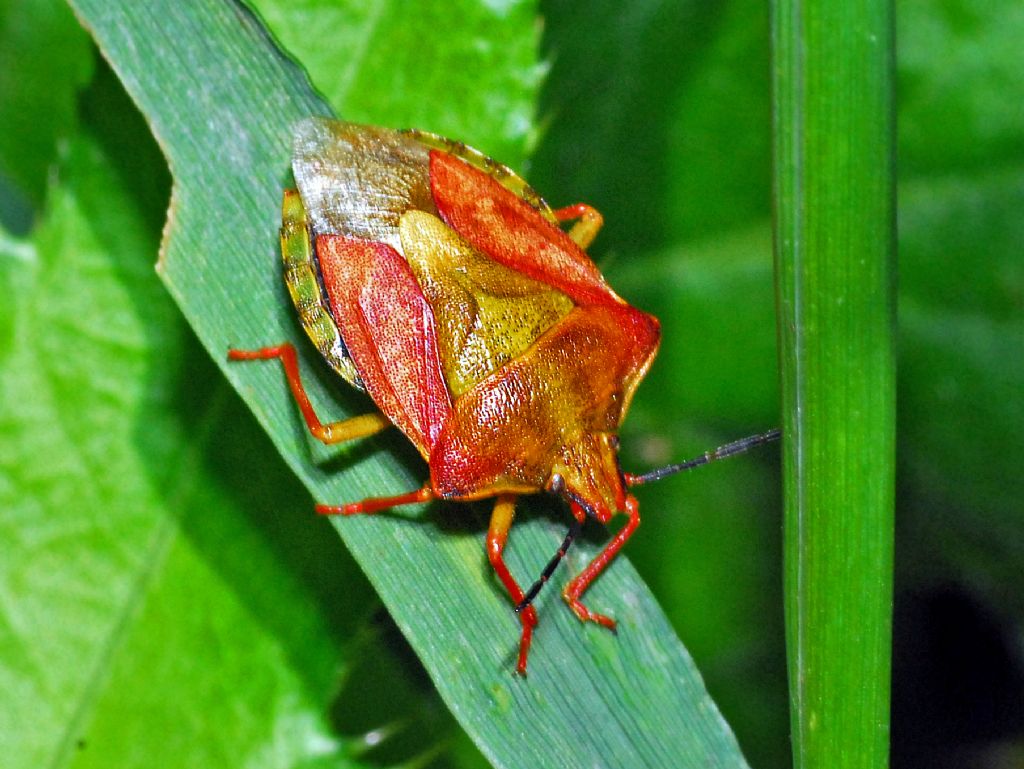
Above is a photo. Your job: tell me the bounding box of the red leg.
[228,343,390,444]
[316,484,435,516]
[562,495,641,629]
[553,203,604,250]
[486,494,538,676]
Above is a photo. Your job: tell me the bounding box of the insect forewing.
[292,118,435,255]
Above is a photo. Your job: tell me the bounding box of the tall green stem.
[771,1,896,767]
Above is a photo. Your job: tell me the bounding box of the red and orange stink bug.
[230,118,778,675]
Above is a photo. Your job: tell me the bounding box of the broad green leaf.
[0,127,376,768]
[1,22,450,767]
[66,1,751,768]
[252,0,546,164]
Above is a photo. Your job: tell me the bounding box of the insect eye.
[548,473,565,495]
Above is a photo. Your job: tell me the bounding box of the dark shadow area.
[80,60,172,238]
[0,171,35,236]
[328,607,461,766]
[892,581,1024,769]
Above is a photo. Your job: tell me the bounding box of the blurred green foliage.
[1,0,1021,767]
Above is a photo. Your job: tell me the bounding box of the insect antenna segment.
[625,429,782,487]
[514,429,781,614]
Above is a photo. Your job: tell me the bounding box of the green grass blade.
[771,0,897,767]
[67,1,752,766]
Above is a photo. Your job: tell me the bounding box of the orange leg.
[554,203,604,250]
[487,494,539,676]
[562,495,641,629]
[316,484,435,516]
[231,342,429,514]
[228,343,390,444]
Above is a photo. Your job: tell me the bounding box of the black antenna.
[515,518,582,613]
[513,428,780,613]
[625,428,781,486]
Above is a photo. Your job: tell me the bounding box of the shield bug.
[230,118,779,675]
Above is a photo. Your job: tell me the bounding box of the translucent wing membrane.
[292,118,435,254]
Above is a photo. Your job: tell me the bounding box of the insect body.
[230,118,776,675]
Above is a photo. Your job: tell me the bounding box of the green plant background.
[1,1,1020,768]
